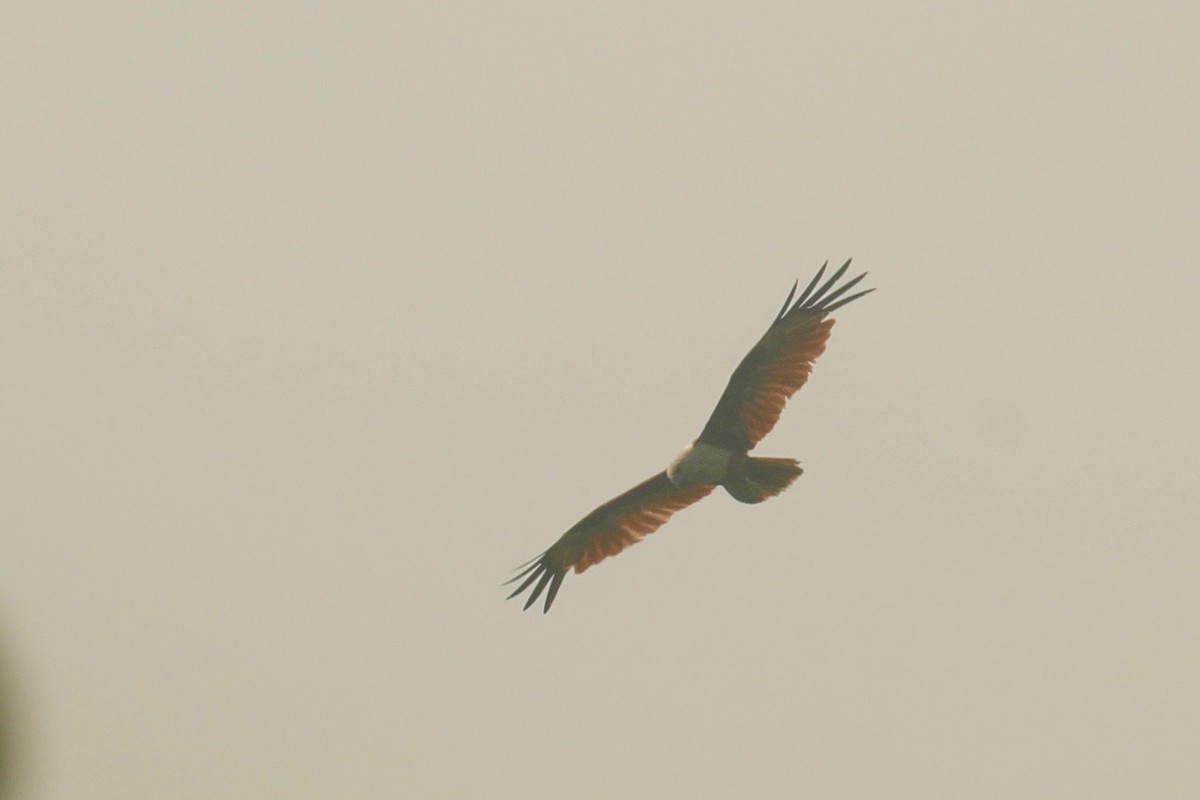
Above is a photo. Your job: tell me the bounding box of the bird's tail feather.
[723,457,803,504]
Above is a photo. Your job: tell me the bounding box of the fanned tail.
[723,456,803,504]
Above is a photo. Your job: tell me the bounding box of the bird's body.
[507,260,872,612]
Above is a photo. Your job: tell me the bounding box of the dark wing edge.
[505,472,715,613]
[697,259,874,451]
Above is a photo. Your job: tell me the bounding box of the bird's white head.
[666,441,734,487]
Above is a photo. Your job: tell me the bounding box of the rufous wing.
[697,260,872,452]
[506,472,714,612]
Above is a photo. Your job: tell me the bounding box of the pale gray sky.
[3,3,1198,798]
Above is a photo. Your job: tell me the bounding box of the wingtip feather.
[543,571,566,612]
[807,259,852,307]
[774,279,799,323]
[504,559,542,586]
[506,566,543,599]
[824,286,875,314]
[818,271,867,308]
[523,570,554,610]
[793,261,828,308]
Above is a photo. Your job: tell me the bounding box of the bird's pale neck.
[667,441,734,487]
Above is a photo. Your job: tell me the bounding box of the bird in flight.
[507,259,872,612]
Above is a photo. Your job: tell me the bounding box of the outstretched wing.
[697,259,873,452]
[506,472,714,613]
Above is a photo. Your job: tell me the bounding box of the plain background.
[3,3,1198,798]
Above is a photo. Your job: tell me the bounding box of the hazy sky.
[3,3,1198,798]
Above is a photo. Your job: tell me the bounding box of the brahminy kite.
[507,259,872,612]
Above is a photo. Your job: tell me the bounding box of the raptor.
[507,260,872,612]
